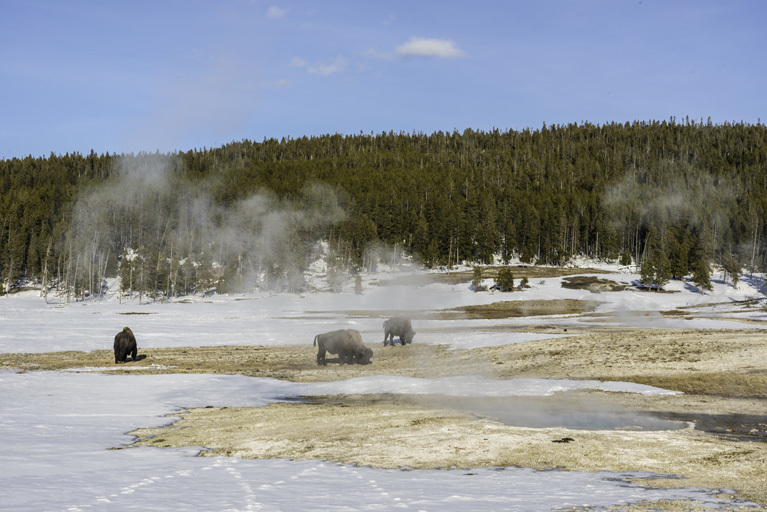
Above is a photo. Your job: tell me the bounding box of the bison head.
[356,346,374,365]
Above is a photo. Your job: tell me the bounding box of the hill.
[2,120,766,300]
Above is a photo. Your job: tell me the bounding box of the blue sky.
[1,0,765,159]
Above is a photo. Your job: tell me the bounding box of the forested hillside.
[2,119,766,298]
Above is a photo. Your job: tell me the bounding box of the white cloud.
[289,57,308,68]
[395,37,466,58]
[267,6,286,19]
[363,48,392,60]
[306,56,348,76]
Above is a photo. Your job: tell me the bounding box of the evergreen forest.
[1,119,766,299]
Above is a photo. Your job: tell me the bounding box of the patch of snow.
[1,371,746,512]
[2,263,765,510]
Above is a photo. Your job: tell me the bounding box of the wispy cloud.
[363,48,392,60]
[267,6,286,19]
[291,56,348,76]
[394,37,466,58]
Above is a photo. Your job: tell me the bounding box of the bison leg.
[317,348,327,366]
[130,345,137,361]
[341,350,355,365]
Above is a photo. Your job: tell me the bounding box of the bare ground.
[4,322,767,507]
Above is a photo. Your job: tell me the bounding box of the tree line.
[1,118,766,298]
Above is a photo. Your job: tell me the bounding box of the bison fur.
[314,329,373,366]
[113,326,137,364]
[383,317,415,346]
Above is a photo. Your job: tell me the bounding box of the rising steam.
[65,153,348,297]
[603,166,736,236]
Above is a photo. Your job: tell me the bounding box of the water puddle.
[648,411,767,442]
[420,394,767,441]
[439,395,689,431]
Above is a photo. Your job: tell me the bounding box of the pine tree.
[180,258,196,295]
[105,252,118,278]
[195,253,215,295]
[2,123,767,284]
[118,249,134,302]
[721,253,741,288]
[640,240,670,291]
[691,257,712,293]
[471,266,486,291]
[423,239,440,268]
[495,267,514,292]
[667,233,689,280]
[619,249,632,267]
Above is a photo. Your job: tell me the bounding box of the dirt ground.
[5,323,767,508]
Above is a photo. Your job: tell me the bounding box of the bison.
[314,329,373,366]
[382,317,415,346]
[113,326,137,364]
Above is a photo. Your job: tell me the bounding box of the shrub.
[495,267,515,291]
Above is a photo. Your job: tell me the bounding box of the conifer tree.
[3,122,767,291]
[619,249,632,267]
[471,266,485,291]
[691,257,712,293]
[640,239,671,291]
[667,232,690,280]
[495,267,514,292]
[721,254,741,288]
[195,253,215,295]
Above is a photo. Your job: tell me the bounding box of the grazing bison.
[314,329,373,366]
[383,317,415,346]
[113,326,137,364]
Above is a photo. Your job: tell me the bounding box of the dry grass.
[8,326,767,507]
[374,266,613,287]
[443,298,604,319]
[560,275,628,292]
[127,393,767,508]
[618,373,767,399]
[8,264,767,509]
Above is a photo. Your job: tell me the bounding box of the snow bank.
[1,371,746,512]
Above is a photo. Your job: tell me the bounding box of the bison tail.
[313,334,318,347]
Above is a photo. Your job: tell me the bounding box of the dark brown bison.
[314,329,373,366]
[114,326,137,364]
[383,317,415,346]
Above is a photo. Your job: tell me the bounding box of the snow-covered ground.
[3,264,765,355]
[2,264,765,511]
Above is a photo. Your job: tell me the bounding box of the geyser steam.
[65,153,347,298]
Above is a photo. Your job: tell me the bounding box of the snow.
[0,371,749,511]
[2,264,765,511]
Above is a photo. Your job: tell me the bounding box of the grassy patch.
[615,373,767,399]
[446,299,603,319]
[424,266,613,285]
[561,276,627,292]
